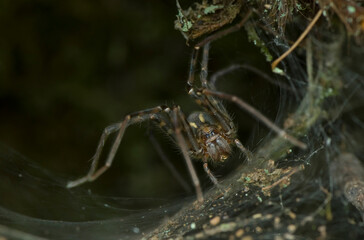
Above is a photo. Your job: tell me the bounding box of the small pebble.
[288,211,296,219]
[242,236,253,240]
[235,229,244,237]
[132,227,140,234]
[252,213,262,219]
[287,224,296,233]
[210,216,220,226]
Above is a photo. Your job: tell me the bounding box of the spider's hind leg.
[203,89,307,150]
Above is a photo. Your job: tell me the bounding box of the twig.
[262,165,304,192]
[271,9,323,70]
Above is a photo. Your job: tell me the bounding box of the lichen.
[174,0,244,41]
[203,5,223,14]
[245,22,273,62]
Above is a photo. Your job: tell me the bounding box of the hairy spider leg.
[187,8,251,87]
[203,162,218,185]
[151,108,203,162]
[172,107,200,153]
[67,104,205,202]
[202,89,307,149]
[171,106,203,202]
[189,43,232,132]
[187,47,199,87]
[151,107,206,198]
[67,106,167,188]
[199,43,233,127]
[170,106,223,192]
[209,63,293,92]
[199,42,209,88]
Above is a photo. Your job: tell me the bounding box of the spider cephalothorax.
[188,112,234,163]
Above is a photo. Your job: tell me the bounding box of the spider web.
[0,143,184,240]
[1,46,364,239]
[1,3,364,240]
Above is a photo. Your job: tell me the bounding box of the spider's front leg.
[66,106,166,188]
[171,106,204,202]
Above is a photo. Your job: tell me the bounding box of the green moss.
[176,9,193,32]
[347,6,356,14]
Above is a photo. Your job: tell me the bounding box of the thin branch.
[271,9,323,70]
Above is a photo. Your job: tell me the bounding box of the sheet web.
[1,1,364,239]
[0,143,184,240]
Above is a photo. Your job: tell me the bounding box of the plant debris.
[175,0,244,41]
[238,164,304,196]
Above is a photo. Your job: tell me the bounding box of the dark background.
[0,0,281,200]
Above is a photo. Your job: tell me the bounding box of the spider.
[67,42,306,202]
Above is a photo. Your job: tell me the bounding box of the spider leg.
[67,106,166,188]
[203,161,218,185]
[200,42,210,88]
[209,64,293,92]
[234,139,253,162]
[173,106,220,188]
[152,106,200,153]
[170,106,200,153]
[188,42,235,133]
[171,106,204,202]
[200,42,232,121]
[202,89,307,149]
[187,47,199,87]
[187,10,252,88]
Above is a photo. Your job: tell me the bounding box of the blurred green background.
[0,0,280,200]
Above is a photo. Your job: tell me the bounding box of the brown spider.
[67,42,306,202]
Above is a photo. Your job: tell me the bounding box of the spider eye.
[205,131,215,139]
